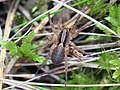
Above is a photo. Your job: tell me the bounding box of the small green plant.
[105,4,120,34]
[96,4,120,35]
[32,0,48,17]
[98,51,114,74]
[53,70,99,90]
[87,0,107,15]
[0,31,45,63]
[98,50,120,80]
[109,58,120,79]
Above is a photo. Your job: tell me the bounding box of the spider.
[36,11,86,86]
[48,13,83,65]
[42,13,84,60]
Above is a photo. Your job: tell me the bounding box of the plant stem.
[0,0,20,89]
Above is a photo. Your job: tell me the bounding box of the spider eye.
[69,47,74,52]
[73,50,78,54]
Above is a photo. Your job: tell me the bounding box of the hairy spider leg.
[64,54,67,88]
[48,13,56,34]
[35,53,50,76]
[57,11,63,30]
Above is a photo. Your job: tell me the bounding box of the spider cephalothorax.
[48,13,83,65]
[36,11,84,86]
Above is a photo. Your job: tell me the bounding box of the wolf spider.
[48,13,84,64]
[36,11,85,86]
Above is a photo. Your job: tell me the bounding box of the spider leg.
[35,29,57,75]
[49,44,57,55]
[71,20,93,39]
[70,5,88,39]
[63,46,70,87]
[48,13,56,34]
[69,41,79,50]
[69,41,83,60]
[64,53,67,87]
[72,14,81,30]
[57,11,63,30]
[36,39,52,53]
[72,4,86,30]
[69,15,81,39]
[43,30,56,41]
[35,44,57,76]
[37,29,57,52]
[35,53,50,76]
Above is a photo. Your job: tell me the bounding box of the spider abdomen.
[51,43,65,65]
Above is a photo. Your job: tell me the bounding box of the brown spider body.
[35,12,85,86]
[51,43,65,64]
[51,28,70,65]
[36,10,88,80]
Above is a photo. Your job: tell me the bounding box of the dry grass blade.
[1,78,38,90]
[16,82,120,87]
[0,0,20,89]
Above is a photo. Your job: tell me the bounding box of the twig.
[0,26,3,40]
[79,42,117,50]
[3,74,48,90]
[1,78,38,90]
[35,32,118,38]
[13,82,120,87]
[4,78,120,88]
[0,0,20,89]
[79,32,119,37]
[4,57,19,75]
[90,47,120,56]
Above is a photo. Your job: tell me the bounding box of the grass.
[0,0,120,90]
